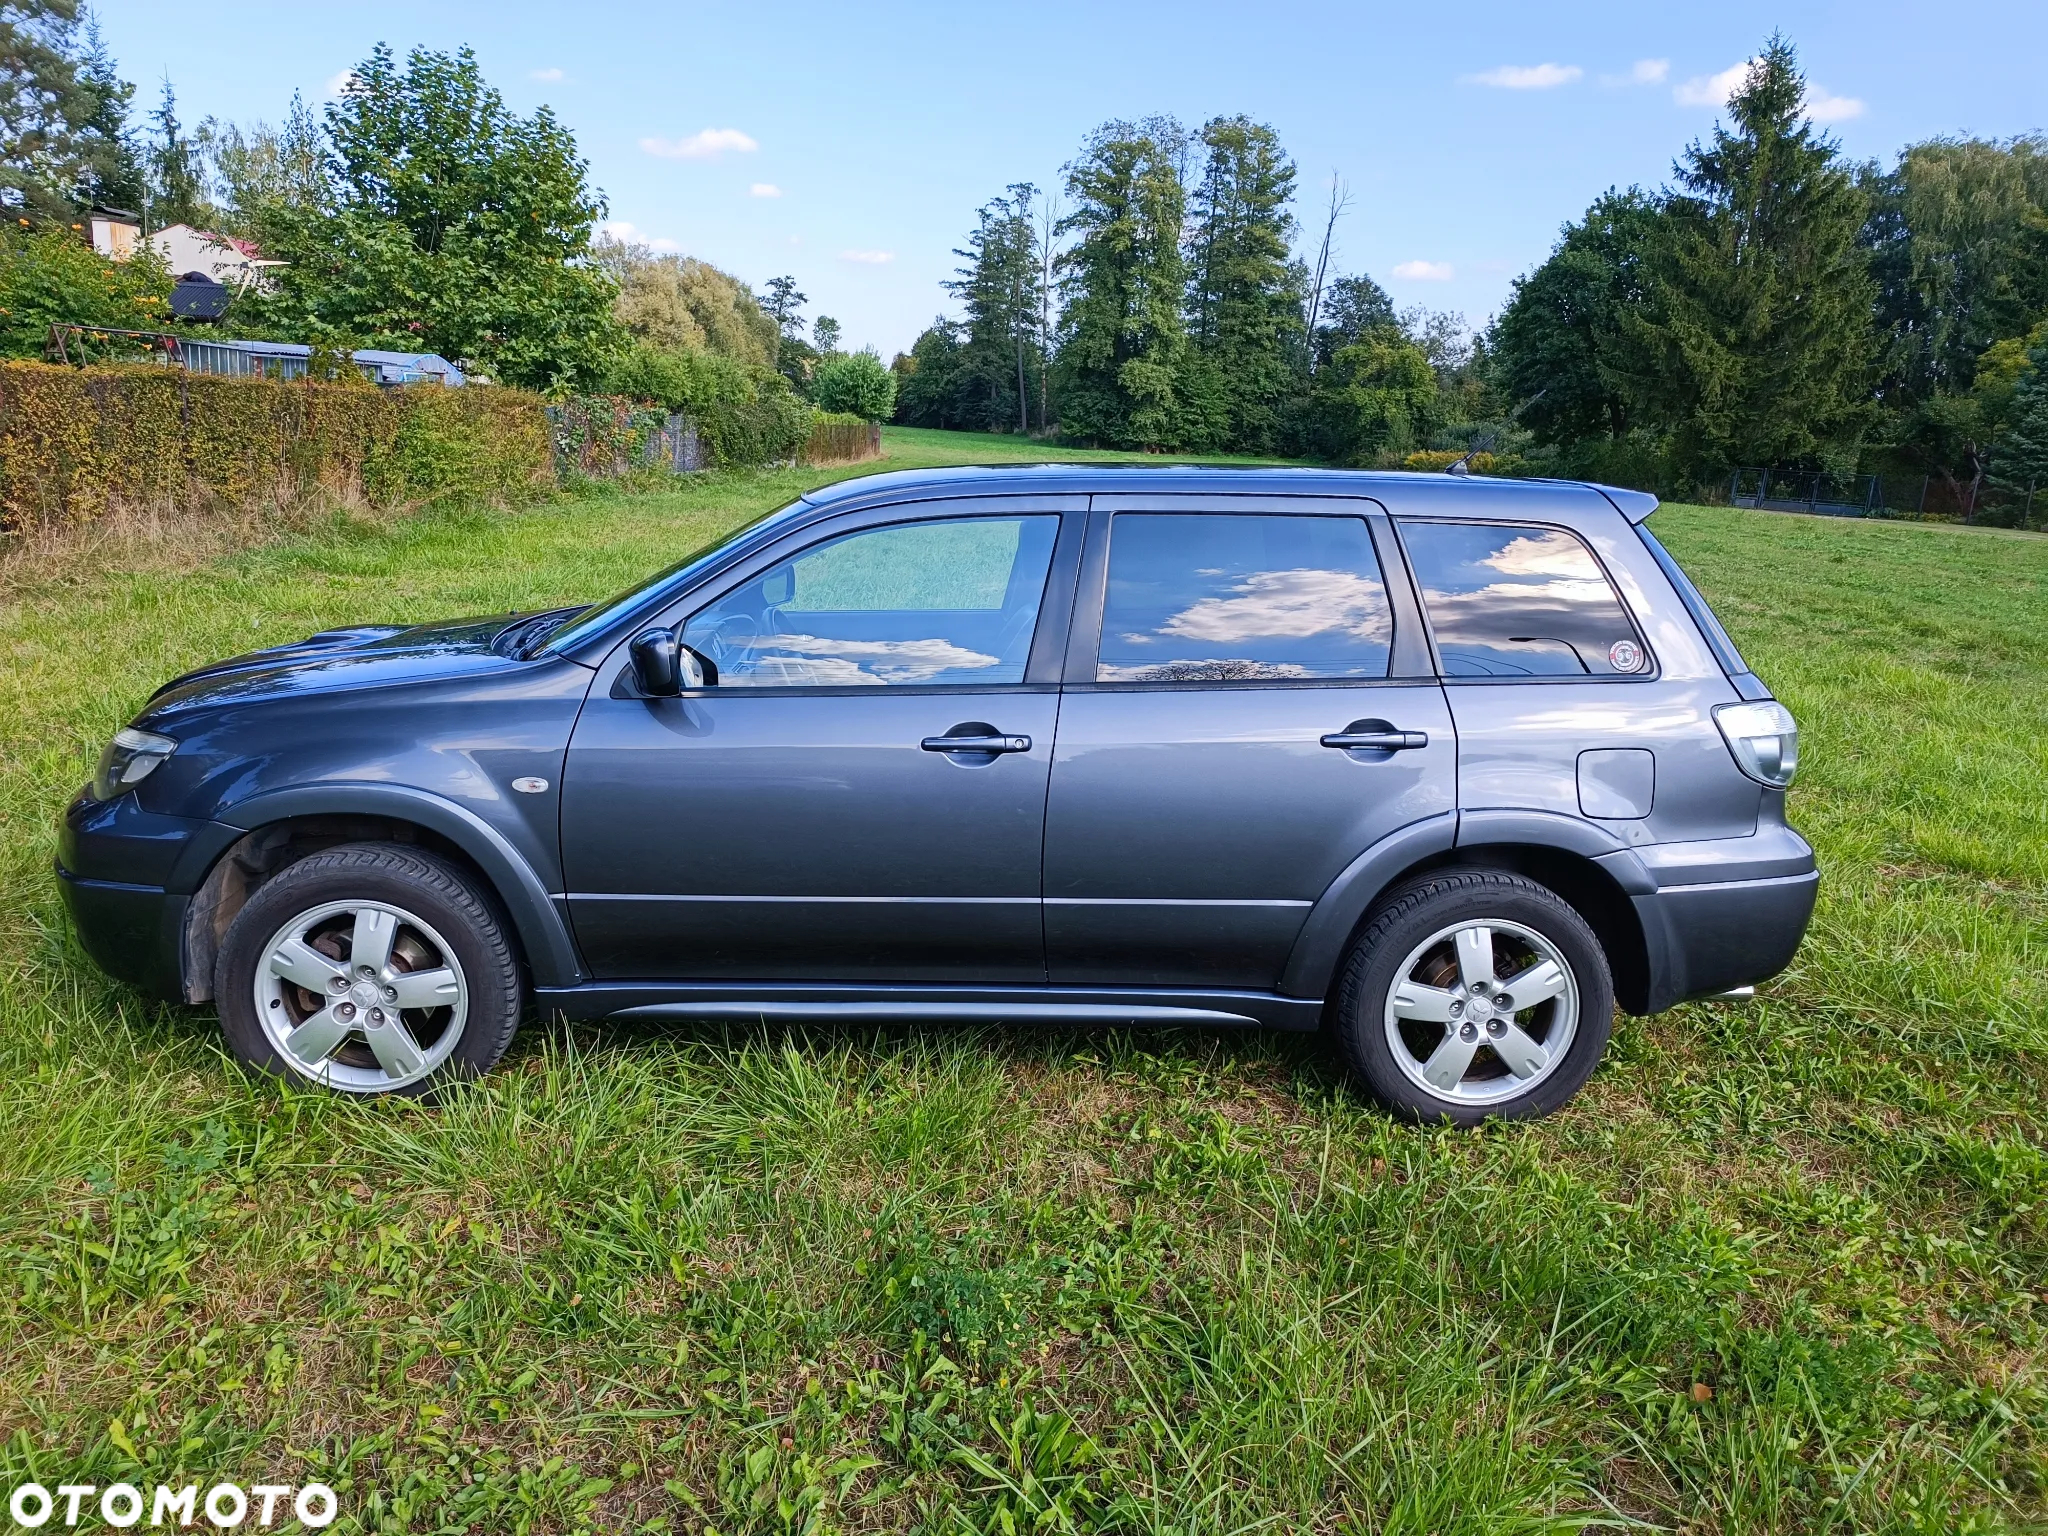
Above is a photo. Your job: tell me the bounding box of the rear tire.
[1335,870,1612,1126]
[214,843,521,1097]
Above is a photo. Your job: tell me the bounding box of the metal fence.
[1731,468,2041,529]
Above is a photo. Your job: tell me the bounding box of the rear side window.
[1398,520,1650,678]
[1636,524,1748,676]
[1097,514,1392,682]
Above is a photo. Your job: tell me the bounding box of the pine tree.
[1183,116,1304,453]
[1994,345,2048,491]
[147,76,209,229]
[1054,117,1189,449]
[0,0,127,219]
[946,184,1043,432]
[1620,35,1875,477]
[75,12,143,211]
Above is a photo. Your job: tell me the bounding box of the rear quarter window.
[1397,520,1651,678]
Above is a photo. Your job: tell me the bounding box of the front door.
[563,505,1079,981]
[1043,500,1457,989]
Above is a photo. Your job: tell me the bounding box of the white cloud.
[1631,58,1669,84]
[727,634,997,685]
[1676,58,1865,122]
[1463,62,1582,90]
[1158,568,1390,646]
[1483,533,1602,580]
[1676,60,1751,107]
[839,249,894,265]
[749,183,783,198]
[1392,259,1454,282]
[530,67,565,82]
[598,220,680,252]
[324,70,359,99]
[640,128,758,160]
[1805,88,1865,123]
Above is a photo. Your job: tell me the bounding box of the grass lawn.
[1,428,2043,1533]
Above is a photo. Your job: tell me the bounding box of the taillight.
[1713,701,1799,789]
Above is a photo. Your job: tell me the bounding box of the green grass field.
[1,429,2043,1533]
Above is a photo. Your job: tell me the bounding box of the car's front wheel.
[214,844,522,1096]
[1335,870,1613,1125]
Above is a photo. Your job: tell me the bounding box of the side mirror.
[629,628,715,696]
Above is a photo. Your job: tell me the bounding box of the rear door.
[1042,496,1456,989]
[562,498,1084,981]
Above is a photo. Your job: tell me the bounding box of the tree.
[892,319,969,428]
[0,0,135,219]
[1054,117,1190,448]
[0,220,169,355]
[75,11,142,211]
[1182,115,1304,452]
[1991,342,2048,490]
[598,235,777,366]
[146,77,209,229]
[198,93,327,235]
[1491,189,1666,445]
[812,315,841,354]
[247,44,621,391]
[947,183,1043,432]
[1310,273,1395,367]
[813,347,897,421]
[1618,36,1876,478]
[1298,329,1442,464]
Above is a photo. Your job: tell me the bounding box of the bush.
[811,348,897,421]
[0,225,175,360]
[602,341,816,468]
[0,362,550,531]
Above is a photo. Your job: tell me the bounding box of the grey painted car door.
[1042,496,1458,990]
[562,500,1085,981]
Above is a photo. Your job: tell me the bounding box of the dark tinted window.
[1097,514,1392,682]
[1398,520,1649,678]
[682,516,1058,686]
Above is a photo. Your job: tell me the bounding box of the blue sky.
[92,0,2046,359]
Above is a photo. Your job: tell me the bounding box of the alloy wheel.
[253,898,469,1093]
[1381,917,1580,1107]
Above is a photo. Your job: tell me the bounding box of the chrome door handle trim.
[921,734,1032,754]
[1320,730,1428,751]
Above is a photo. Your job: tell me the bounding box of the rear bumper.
[1603,818,1820,1012]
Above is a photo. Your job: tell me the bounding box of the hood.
[140,608,588,723]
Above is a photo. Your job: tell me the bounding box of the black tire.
[1334,869,1613,1126]
[214,843,522,1097]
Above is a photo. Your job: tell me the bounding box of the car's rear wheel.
[214,844,521,1096]
[1335,870,1612,1125]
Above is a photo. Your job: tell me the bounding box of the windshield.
[540,499,810,655]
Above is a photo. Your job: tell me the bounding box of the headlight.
[93,726,178,800]
[1714,701,1799,788]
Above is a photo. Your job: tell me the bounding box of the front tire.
[214,844,522,1097]
[1335,870,1613,1126]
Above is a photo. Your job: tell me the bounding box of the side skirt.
[533,982,1324,1032]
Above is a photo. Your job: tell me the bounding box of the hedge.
[804,414,883,467]
[0,362,552,532]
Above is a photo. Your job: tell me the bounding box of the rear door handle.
[1321,723,1429,751]
[922,733,1032,754]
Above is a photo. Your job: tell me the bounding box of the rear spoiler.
[1593,485,1659,523]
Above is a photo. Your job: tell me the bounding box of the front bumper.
[57,786,226,1001]
[1601,818,1820,1012]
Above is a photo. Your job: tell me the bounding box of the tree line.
[902,37,2048,505]
[0,8,897,427]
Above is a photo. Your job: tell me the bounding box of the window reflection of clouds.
[1399,521,1645,678]
[720,634,1000,687]
[1098,516,1394,683]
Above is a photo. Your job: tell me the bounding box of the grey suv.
[58,467,1815,1123]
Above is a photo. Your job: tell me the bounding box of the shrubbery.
[811,348,898,422]
[0,225,173,359]
[0,361,550,530]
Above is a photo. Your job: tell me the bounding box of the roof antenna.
[1442,387,1547,476]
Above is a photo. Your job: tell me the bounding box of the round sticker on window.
[1608,639,1645,673]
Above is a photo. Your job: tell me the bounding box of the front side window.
[682,516,1059,687]
[1398,520,1649,678]
[1096,514,1393,682]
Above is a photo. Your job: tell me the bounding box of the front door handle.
[922,731,1032,755]
[1321,719,1429,751]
